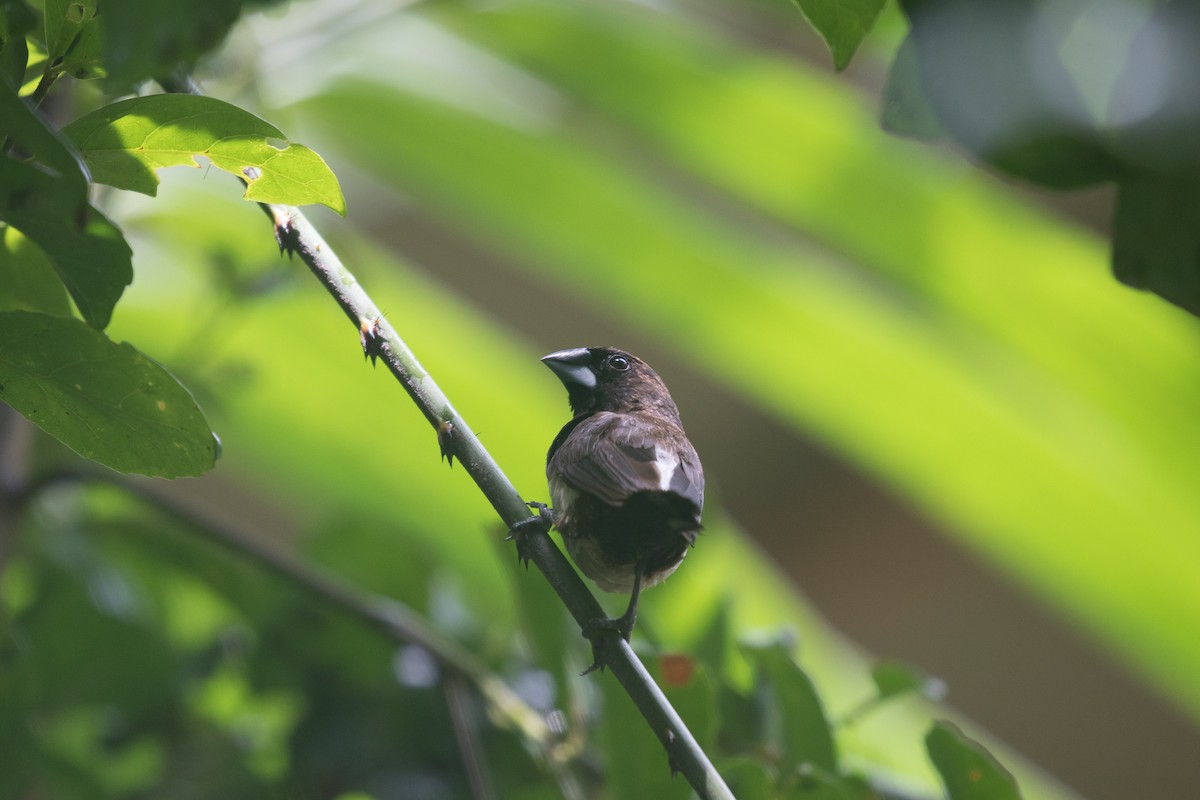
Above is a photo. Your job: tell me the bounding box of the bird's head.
[541,347,680,420]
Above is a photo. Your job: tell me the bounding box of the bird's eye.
[608,354,630,371]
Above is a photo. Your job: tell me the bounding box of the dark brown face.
[541,347,680,419]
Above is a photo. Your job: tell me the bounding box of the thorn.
[359,316,383,366]
[667,730,682,778]
[437,418,456,468]
[272,207,298,257]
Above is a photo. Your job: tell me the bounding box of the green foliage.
[0,76,131,329]
[743,639,837,776]
[926,722,1022,800]
[0,310,218,476]
[0,226,71,316]
[0,0,345,473]
[64,94,346,214]
[1,0,1196,798]
[792,0,886,71]
[0,0,34,85]
[883,0,1200,314]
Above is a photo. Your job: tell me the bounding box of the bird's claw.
[579,615,633,675]
[506,502,555,569]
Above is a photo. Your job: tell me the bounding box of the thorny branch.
[265,201,735,799]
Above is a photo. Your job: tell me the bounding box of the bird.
[530,346,704,666]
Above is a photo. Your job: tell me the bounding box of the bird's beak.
[541,348,596,388]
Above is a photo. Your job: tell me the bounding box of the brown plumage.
[540,347,704,648]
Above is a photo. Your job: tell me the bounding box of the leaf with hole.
[63,94,346,214]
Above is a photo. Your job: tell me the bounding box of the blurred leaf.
[37,709,165,795]
[0,0,35,85]
[743,640,837,775]
[42,0,94,65]
[880,34,941,138]
[59,15,103,79]
[0,310,219,476]
[0,224,71,316]
[717,682,765,758]
[0,197,133,330]
[598,669,690,800]
[691,595,733,682]
[98,0,258,92]
[0,79,131,328]
[0,73,87,218]
[784,774,867,800]
[10,560,178,714]
[1107,3,1200,172]
[63,94,346,214]
[1112,172,1200,316]
[871,659,939,702]
[654,654,718,752]
[792,0,886,71]
[895,0,1115,187]
[719,758,774,800]
[926,721,1021,800]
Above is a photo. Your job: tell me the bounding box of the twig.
[266,202,734,799]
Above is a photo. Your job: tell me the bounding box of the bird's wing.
[551,412,704,512]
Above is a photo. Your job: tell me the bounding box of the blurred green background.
[6,0,1200,798]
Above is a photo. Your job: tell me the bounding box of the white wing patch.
[654,448,679,492]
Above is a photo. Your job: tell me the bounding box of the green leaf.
[743,639,837,775]
[60,15,103,79]
[0,192,133,330]
[0,80,132,328]
[880,33,942,139]
[719,759,773,800]
[63,94,346,214]
[0,224,71,316]
[871,659,942,702]
[0,0,35,86]
[691,595,733,682]
[98,0,243,92]
[598,665,691,800]
[0,310,219,477]
[926,721,1022,800]
[1111,171,1200,316]
[895,0,1116,187]
[42,0,94,64]
[0,71,87,193]
[792,0,886,71]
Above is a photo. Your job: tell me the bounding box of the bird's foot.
[506,502,555,569]
[579,613,635,675]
